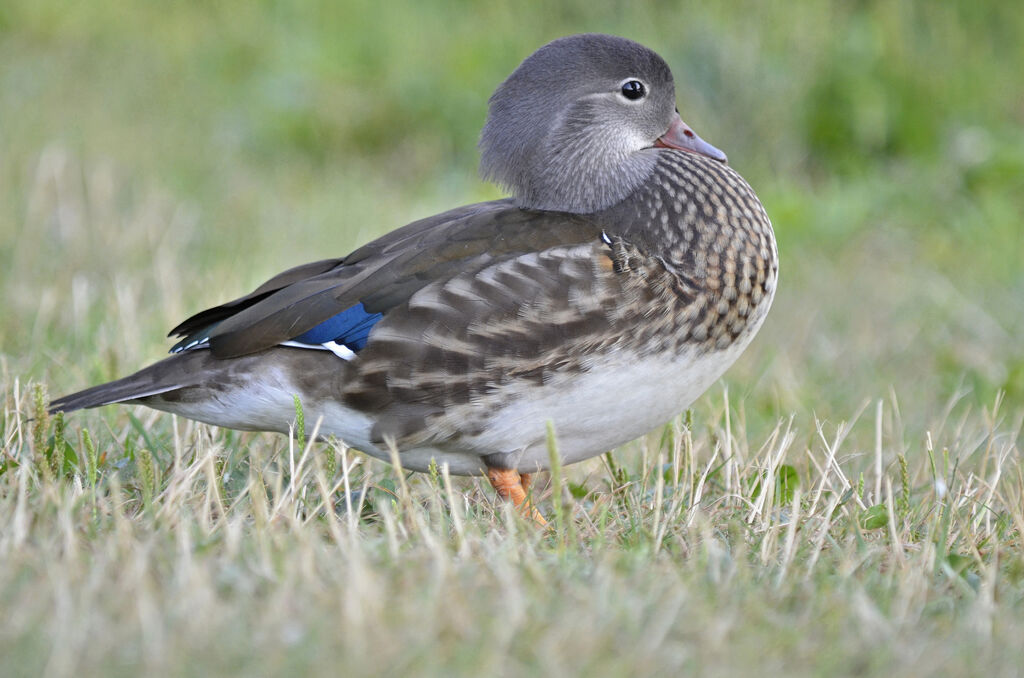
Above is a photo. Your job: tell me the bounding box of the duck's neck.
[482,128,663,214]
[519,146,661,214]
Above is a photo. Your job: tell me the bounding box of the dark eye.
[620,80,646,101]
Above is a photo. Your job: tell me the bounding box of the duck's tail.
[48,352,209,414]
[49,347,350,438]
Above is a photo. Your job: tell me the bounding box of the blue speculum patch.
[291,302,383,351]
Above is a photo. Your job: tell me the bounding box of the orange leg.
[486,468,547,526]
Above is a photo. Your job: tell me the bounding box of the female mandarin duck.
[52,34,778,514]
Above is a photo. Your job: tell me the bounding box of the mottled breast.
[600,150,778,352]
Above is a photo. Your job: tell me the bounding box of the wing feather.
[169,199,605,359]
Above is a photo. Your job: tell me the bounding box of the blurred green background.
[1,0,1022,435]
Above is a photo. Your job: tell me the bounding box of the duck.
[50,34,778,517]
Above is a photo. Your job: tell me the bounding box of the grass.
[4,386,1022,676]
[1,0,1023,675]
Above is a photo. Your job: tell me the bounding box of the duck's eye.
[620,80,646,100]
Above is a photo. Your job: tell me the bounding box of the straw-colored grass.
[3,379,1022,676]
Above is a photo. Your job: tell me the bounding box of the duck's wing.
[167,257,346,342]
[169,199,607,359]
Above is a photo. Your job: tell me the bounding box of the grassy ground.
[2,1,1023,676]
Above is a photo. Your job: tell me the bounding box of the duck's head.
[479,33,727,214]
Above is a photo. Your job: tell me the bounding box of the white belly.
[460,341,752,473]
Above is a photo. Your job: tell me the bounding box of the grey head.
[479,33,727,214]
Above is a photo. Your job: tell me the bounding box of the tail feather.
[48,379,183,414]
[49,347,351,437]
[49,352,206,414]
